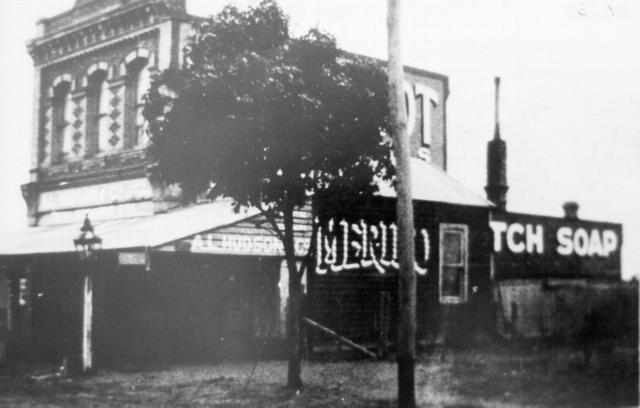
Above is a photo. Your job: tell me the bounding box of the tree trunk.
[387,0,417,407]
[282,203,303,389]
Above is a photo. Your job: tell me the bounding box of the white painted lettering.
[526,224,544,254]
[506,223,526,253]
[192,234,204,251]
[404,81,417,135]
[314,218,432,275]
[588,229,604,257]
[603,230,618,256]
[573,228,589,256]
[414,83,439,147]
[489,221,508,252]
[557,227,573,256]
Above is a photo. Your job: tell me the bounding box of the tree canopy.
[144,0,396,389]
[145,0,393,211]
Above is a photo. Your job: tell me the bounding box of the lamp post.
[73,215,101,373]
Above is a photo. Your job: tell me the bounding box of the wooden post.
[283,203,303,390]
[387,0,417,407]
[82,271,93,372]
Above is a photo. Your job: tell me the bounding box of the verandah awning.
[0,160,491,257]
[0,200,258,256]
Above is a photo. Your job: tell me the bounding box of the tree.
[387,0,417,406]
[144,0,393,389]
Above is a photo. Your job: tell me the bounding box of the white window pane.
[137,66,150,103]
[62,93,74,154]
[99,115,111,152]
[136,105,148,146]
[99,80,110,115]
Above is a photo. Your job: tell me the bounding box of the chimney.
[563,201,579,220]
[485,77,509,211]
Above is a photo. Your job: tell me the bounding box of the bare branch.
[259,204,285,242]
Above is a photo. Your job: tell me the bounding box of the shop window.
[439,224,469,304]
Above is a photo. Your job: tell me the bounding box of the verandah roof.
[0,160,491,256]
[0,200,258,256]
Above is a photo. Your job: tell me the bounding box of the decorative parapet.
[28,1,192,67]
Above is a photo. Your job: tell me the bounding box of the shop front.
[0,200,301,366]
[307,159,494,350]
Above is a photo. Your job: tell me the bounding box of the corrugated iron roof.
[376,158,494,208]
[0,160,490,256]
[0,200,257,256]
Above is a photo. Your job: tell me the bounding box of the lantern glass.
[73,215,102,260]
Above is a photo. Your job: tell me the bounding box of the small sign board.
[118,251,147,266]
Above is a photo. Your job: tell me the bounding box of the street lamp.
[74,215,102,260]
[73,214,101,374]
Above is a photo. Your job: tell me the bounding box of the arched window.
[125,48,152,148]
[134,63,151,146]
[86,68,113,155]
[98,78,111,150]
[51,80,73,163]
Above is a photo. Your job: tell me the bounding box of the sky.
[0,0,638,279]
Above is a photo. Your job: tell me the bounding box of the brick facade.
[23,0,194,226]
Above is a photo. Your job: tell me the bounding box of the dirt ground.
[0,345,636,407]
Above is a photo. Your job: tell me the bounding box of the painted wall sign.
[490,212,622,279]
[190,233,310,257]
[38,178,152,213]
[158,208,314,257]
[489,221,619,258]
[315,218,430,275]
[556,226,618,257]
[404,80,438,162]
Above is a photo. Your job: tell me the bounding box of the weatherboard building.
[0,0,624,366]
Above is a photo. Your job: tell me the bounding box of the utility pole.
[387,0,417,407]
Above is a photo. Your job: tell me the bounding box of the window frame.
[50,79,73,164]
[124,48,152,149]
[438,223,469,304]
[134,64,150,147]
[85,67,113,155]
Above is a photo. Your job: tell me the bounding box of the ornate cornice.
[28,2,191,67]
[39,148,150,190]
[21,182,40,226]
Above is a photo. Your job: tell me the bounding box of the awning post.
[81,270,93,372]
